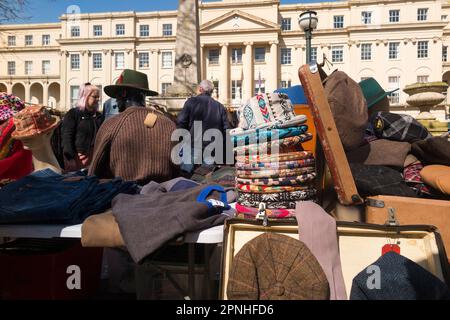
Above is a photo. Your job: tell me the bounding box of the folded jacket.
[236,203,295,219]
[420,165,450,195]
[232,126,308,146]
[237,189,317,203]
[346,139,411,168]
[81,211,125,248]
[236,158,316,171]
[411,136,450,166]
[112,184,231,263]
[236,151,313,164]
[236,184,312,194]
[236,172,317,186]
[234,134,312,155]
[236,167,316,179]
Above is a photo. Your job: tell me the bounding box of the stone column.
[151,49,160,93]
[200,44,206,81]
[243,41,254,101]
[219,42,229,105]
[43,82,49,107]
[268,40,279,93]
[60,50,69,110]
[103,49,112,85]
[127,49,136,70]
[6,82,12,95]
[25,82,31,103]
[81,50,90,83]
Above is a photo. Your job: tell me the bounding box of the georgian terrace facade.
[0,0,450,119]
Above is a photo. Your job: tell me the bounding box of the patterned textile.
[0,93,25,122]
[404,162,424,184]
[234,133,313,156]
[236,184,313,193]
[12,105,60,139]
[236,172,317,186]
[236,158,316,171]
[232,126,309,147]
[237,189,317,202]
[0,119,15,160]
[236,151,313,164]
[236,203,295,219]
[236,166,315,179]
[238,200,298,209]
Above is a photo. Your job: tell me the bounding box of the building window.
[140,25,150,37]
[418,8,428,21]
[116,24,125,36]
[254,47,266,63]
[280,80,292,88]
[208,49,219,65]
[281,48,292,65]
[71,54,80,70]
[331,46,344,63]
[93,53,102,70]
[25,61,33,75]
[389,10,400,23]
[231,80,242,101]
[231,48,243,64]
[212,81,219,97]
[71,26,80,37]
[163,24,172,36]
[333,16,344,29]
[42,60,50,75]
[139,52,149,69]
[8,36,16,46]
[443,46,448,62]
[389,42,400,59]
[70,86,80,108]
[281,18,291,31]
[161,83,172,95]
[25,35,33,46]
[115,52,125,69]
[417,75,429,83]
[7,61,15,75]
[254,79,266,95]
[388,76,400,104]
[361,11,372,24]
[93,25,103,37]
[162,51,173,68]
[361,44,372,60]
[417,41,428,58]
[42,34,50,45]
[442,15,448,21]
[311,47,318,62]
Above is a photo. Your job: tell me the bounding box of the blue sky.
[14,0,336,24]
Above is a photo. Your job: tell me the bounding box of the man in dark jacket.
[177,80,229,173]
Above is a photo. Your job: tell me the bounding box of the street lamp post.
[298,10,318,64]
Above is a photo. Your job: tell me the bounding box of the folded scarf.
[238,200,298,209]
[237,189,317,202]
[236,151,313,164]
[236,203,295,219]
[234,133,313,156]
[236,172,317,186]
[236,158,316,170]
[236,184,313,193]
[236,166,316,179]
[232,126,308,146]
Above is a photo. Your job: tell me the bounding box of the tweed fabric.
[236,184,312,193]
[227,233,330,300]
[236,172,316,186]
[236,151,313,164]
[412,136,450,166]
[89,107,177,185]
[234,133,312,156]
[237,189,317,203]
[236,158,315,171]
[236,166,315,179]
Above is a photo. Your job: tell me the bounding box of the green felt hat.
[359,77,399,108]
[104,69,158,98]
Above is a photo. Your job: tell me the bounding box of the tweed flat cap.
[227,233,330,300]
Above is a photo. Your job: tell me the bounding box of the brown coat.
[88,107,178,185]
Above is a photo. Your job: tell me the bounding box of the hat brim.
[12,116,61,140]
[367,88,399,108]
[104,85,159,98]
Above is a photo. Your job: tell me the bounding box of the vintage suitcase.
[298,63,450,260]
[220,219,450,300]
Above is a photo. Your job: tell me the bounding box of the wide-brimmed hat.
[104,69,158,98]
[359,78,399,108]
[0,92,25,122]
[12,105,60,140]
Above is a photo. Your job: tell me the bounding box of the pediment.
[201,10,279,32]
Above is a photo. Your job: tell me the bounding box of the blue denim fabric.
[0,170,138,224]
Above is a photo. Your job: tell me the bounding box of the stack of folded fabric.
[231,93,317,219]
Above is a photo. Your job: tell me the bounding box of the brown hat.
[12,105,60,140]
[227,233,330,300]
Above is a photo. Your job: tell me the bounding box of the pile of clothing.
[231,93,317,219]
[0,169,138,225]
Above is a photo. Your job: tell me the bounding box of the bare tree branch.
[0,0,30,23]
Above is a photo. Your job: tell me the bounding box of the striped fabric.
[236,172,317,186]
[235,158,316,170]
[236,184,313,193]
[235,203,295,219]
[237,189,317,202]
[234,133,313,156]
[236,166,315,179]
[236,151,313,164]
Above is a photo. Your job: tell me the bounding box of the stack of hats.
[231,93,317,219]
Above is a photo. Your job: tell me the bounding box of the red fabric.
[0,141,33,180]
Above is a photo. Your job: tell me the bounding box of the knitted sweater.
[88,107,178,185]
